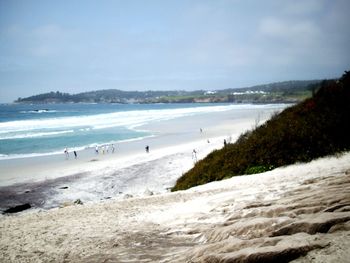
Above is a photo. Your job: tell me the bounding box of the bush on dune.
[172,71,350,191]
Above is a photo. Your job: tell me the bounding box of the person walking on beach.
[192,149,197,163]
[111,144,115,153]
[73,150,77,159]
[95,146,99,154]
[64,148,69,159]
[145,145,149,153]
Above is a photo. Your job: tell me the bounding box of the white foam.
[0,130,74,140]
[0,104,286,134]
[0,145,89,160]
[20,109,58,114]
[0,150,64,160]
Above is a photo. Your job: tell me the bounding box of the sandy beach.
[1,105,349,262]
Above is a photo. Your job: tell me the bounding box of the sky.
[0,0,349,102]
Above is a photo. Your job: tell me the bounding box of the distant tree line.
[15,80,323,104]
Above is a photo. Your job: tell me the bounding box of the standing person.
[64,148,69,159]
[95,146,99,154]
[145,145,149,153]
[73,150,77,159]
[224,139,227,147]
[111,144,115,153]
[192,149,197,163]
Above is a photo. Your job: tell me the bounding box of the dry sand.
[1,152,349,262]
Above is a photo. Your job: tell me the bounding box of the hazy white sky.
[0,0,349,102]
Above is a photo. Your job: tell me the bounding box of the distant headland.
[14,80,321,104]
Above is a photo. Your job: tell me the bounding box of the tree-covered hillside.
[15,90,191,104]
[172,71,350,191]
[14,80,321,104]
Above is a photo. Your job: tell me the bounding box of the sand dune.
[1,152,349,262]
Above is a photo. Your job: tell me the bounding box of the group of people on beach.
[64,144,116,160]
[64,143,152,160]
[94,144,115,155]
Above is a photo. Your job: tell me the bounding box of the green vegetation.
[14,80,320,104]
[172,71,350,191]
[15,90,191,104]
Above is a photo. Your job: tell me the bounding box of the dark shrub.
[172,71,350,191]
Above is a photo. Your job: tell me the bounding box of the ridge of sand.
[1,152,350,262]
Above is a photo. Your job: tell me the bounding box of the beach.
[1,104,349,262]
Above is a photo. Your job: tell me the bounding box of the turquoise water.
[0,103,246,158]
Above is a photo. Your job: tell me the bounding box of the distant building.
[204,91,217,95]
[232,90,268,95]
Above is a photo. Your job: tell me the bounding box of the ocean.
[0,103,272,159]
